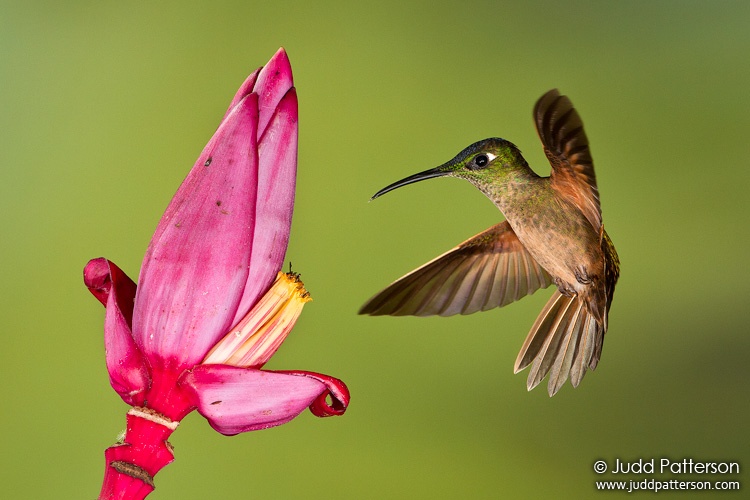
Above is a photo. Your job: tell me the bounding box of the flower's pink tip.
[254,47,294,136]
[180,364,347,436]
[276,370,350,417]
[219,48,293,137]
[84,258,149,406]
[133,93,261,368]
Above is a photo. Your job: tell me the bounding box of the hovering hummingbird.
[359,89,619,396]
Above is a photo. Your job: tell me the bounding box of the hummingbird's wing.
[359,221,553,317]
[534,89,602,232]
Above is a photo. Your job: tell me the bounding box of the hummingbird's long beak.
[370,166,451,200]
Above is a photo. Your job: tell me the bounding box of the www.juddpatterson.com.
[596,478,740,493]
[592,458,741,493]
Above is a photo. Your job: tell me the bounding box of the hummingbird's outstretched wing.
[534,89,602,232]
[359,221,553,317]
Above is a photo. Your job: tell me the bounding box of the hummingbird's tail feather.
[569,314,598,386]
[514,290,604,396]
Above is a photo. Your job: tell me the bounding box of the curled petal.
[84,258,149,405]
[180,364,346,436]
[84,257,136,326]
[133,94,260,369]
[275,370,350,417]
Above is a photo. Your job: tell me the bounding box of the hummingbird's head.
[371,138,527,200]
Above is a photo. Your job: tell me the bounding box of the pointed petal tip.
[222,48,293,122]
[257,48,294,90]
[280,85,298,113]
[254,49,295,137]
[227,90,261,125]
[258,85,298,145]
[269,47,292,78]
[223,68,261,119]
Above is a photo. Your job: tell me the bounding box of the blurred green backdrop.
[2,1,748,498]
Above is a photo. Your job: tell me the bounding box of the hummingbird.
[359,89,619,396]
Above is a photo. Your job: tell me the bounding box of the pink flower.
[84,49,349,500]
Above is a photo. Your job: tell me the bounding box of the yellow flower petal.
[203,271,310,367]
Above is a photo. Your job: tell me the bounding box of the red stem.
[98,408,177,500]
[98,366,195,499]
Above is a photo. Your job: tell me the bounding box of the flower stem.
[98,407,179,500]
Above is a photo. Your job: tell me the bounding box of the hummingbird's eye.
[469,153,495,170]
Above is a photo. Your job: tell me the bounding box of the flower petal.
[275,370,350,417]
[219,47,293,138]
[221,68,260,122]
[133,94,260,370]
[84,258,149,405]
[254,47,294,137]
[207,272,309,368]
[233,89,299,323]
[84,257,136,324]
[180,364,345,435]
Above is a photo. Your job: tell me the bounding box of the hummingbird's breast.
[491,180,603,295]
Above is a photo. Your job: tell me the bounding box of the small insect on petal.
[202,271,311,368]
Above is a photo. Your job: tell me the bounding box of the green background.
[2,1,748,498]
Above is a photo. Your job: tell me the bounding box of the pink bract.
[85,48,348,500]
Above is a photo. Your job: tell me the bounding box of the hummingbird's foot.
[553,277,577,297]
[574,266,593,285]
